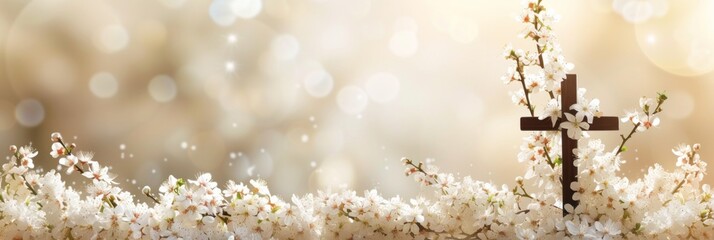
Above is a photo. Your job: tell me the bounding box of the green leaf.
[700,209,710,219]
[657,91,668,103]
[633,223,642,234]
[554,156,562,165]
[176,178,186,187]
[620,146,628,153]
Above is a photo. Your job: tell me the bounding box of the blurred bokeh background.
[0,0,713,199]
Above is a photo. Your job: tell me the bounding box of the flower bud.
[142,186,152,195]
[69,143,77,150]
[657,92,668,103]
[9,145,17,154]
[693,143,701,152]
[516,176,524,186]
[202,216,215,224]
[51,132,63,142]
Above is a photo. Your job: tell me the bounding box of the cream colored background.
[0,0,712,198]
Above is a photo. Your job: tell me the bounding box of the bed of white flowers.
[2,1,712,239]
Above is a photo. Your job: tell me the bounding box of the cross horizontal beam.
[520,116,619,131]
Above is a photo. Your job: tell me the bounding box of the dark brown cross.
[520,74,619,216]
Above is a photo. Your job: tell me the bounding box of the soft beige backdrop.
[0,0,712,199]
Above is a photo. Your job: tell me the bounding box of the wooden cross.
[520,74,619,216]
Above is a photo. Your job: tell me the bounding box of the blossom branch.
[142,186,161,204]
[52,133,85,174]
[19,175,38,196]
[616,122,639,156]
[615,93,667,156]
[529,0,556,100]
[542,144,556,169]
[671,173,689,195]
[402,158,439,185]
[7,146,38,196]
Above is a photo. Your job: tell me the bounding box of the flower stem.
[144,192,161,204]
[57,138,85,174]
[515,186,534,199]
[672,173,689,195]
[516,60,535,117]
[616,123,640,156]
[542,144,556,169]
[20,175,38,195]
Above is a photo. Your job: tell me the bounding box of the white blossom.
[561,112,589,140]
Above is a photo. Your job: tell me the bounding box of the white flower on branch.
[58,155,78,174]
[620,110,639,124]
[561,112,590,140]
[159,175,179,194]
[75,151,96,164]
[634,113,660,132]
[539,98,561,127]
[50,142,66,158]
[82,162,116,184]
[571,97,600,124]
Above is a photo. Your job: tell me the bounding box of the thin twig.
[57,138,85,174]
[672,173,689,195]
[615,123,640,156]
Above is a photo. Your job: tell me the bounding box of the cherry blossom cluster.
[3,132,709,239]
[503,0,573,117]
[0,0,711,239]
[0,133,515,239]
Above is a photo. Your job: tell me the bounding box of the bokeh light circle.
[231,0,262,19]
[89,72,119,98]
[271,34,300,60]
[303,69,334,98]
[337,86,369,115]
[635,0,714,76]
[365,72,400,103]
[148,75,178,102]
[15,99,45,127]
[209,0,238,26]
[613,0,668,23]
[94,24,130,53]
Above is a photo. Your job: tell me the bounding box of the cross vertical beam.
[560,74,578,212]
